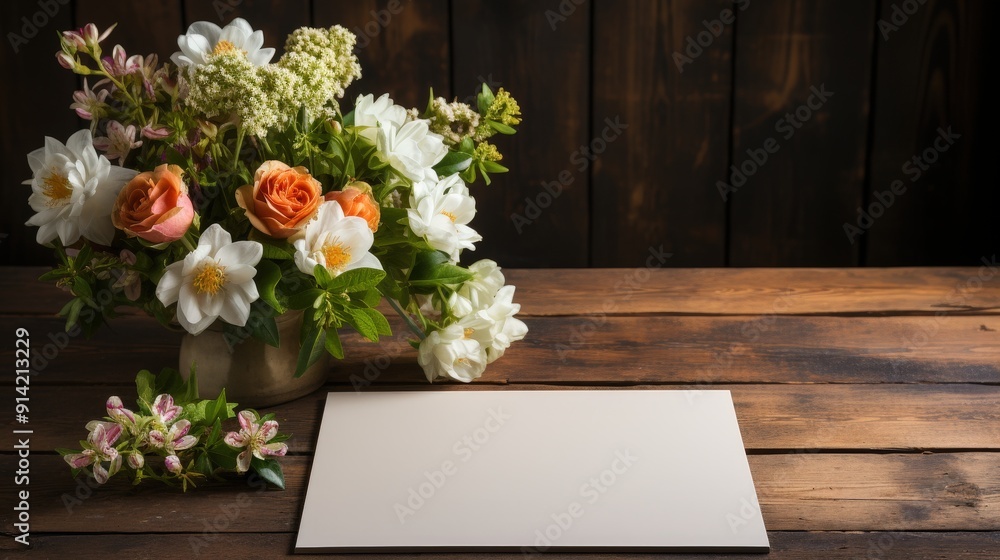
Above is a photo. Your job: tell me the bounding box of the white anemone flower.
[24,129,137,246]
[377,119,447,182]
[155,224,263,335]
[171,17,274,69]
[293,201,383,277]
[407,175,481,262]
[417,319,490,383]
[353,93,408,143]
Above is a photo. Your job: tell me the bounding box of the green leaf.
[344,307,379,342]
[458,136,475,154]
[254,260,284,313]
[295,321,326,377]
[477,83,495,115]
[434,150,473,176]
[251,457,286,489]
[408,250,474,287]
[250,232,295,260]
[324,328,344,359]
[72,277,93,299]
[287,288,326,310]
[361,307,392,336]
[351,288,382,308]
[247,312,280,348]
[313,264,335,290]
[208,440,238,471]
[64,299,84,330]
[179,366,199,403]
[329,267,386,293]
[488,119,516,135]
[184,400,209,424]
[481,160,509,173]
[135,369,156,408]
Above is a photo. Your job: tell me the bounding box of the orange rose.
[112,164,195,243]
[235,161,322,238]
[324,181,381,232]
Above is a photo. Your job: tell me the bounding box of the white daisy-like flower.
[293,201,383,277]
[407,174,481,262]
[353,93,408,143]
[377,119,447,182]
[475,285,528,363]
[155,224,263,335]
[24,129,137,246]
[170,17,274,69]
[417,318,490,383]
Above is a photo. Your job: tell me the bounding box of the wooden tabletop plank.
[4,266,1000,316]
[8,531,999,558]
[6,453,996,533]
[8,314,999,385]
[15,384,999,453]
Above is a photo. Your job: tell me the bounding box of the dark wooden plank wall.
[0,0,993,268]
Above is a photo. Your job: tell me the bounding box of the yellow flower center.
[441,211,457,223]
[43,172,73,204]
[213,40,244,56]
[321,242,352,271]
[192,264,227,295]
[463,328,475,339]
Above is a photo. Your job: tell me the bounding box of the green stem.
[232,128,245,171]
[387,297,425,340]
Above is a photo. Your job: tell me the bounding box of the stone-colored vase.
[178,311,328,407]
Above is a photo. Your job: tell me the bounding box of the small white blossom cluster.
[186,51,296,137]
[279,25,362,116]
[423,97,481,145]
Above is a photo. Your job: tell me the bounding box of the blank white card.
[296,390,768,553]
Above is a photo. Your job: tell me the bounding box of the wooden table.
[2,266,998,558]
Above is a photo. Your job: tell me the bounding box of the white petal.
[156,265,184,305]
[345,252,384,272]
[223,263,256,285]
[199,224,232,253]
[186,21,222,44]
[216,240,263,268]
[219,293,251,326]
[178,283,204,325]
[248,47,275,66]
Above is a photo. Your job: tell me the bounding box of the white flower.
[407,175,481,261]
[24,129,137,246]
[475,285,528,363]
[293,201,383,277]
[418,319,490,383]
[155,224,263,335]
[353,93,407,143]
[171,17,274,69]
[377,119,447,182]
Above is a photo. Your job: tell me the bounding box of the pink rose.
[112,164,195,243]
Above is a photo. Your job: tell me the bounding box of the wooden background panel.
[590,0,729,267]
[865,0,997,265]
[184,0,311,58]
[76,0,183,59]
[0,0,79,266]
[317,0,451,109]
[729,0,876,266]
[451,0,591,268]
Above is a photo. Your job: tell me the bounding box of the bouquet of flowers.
[27,18,527,382]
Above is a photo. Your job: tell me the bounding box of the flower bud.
[128,453,145,469]
[164,454,182,474]
[56,52,76,70]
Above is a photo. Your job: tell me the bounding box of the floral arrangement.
[59,368,290,490]
[27,19,527,382]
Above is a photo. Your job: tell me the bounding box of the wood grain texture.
[14,383,999,453]
[0,0,78,267]
[316,0,451,109]
[76,0,183,59]
[865,0,997,265]
[590,0,729,266]
[7,314,1000,385]
[729,0,875,266]
[184,0,311,57]
[5,266,1000,316]
[451,0,591,268]
[6,531,1000,558]
[4,453,997,532]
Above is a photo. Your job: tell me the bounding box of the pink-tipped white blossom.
[93,121,142,164]
[101,44,142,77]
[70,78,109,124]
[224,410,287,473]
[63,421,123,484]
[164,454,183,474]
